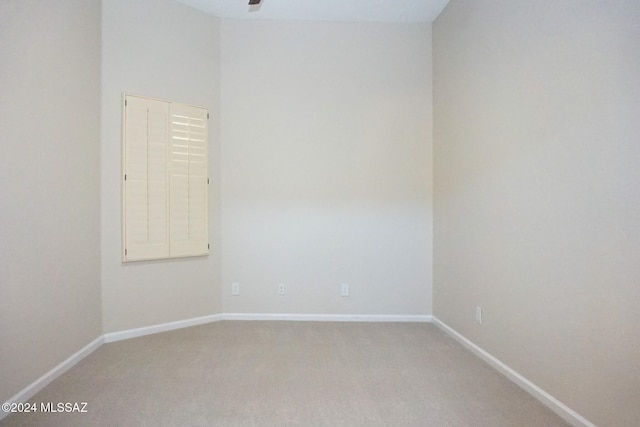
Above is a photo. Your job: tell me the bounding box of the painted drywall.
[101,0,222,332]
[0,0,102,404]
[220,20,433,315]
[433,1,640,426]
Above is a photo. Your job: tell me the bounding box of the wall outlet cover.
[341,283,350,297]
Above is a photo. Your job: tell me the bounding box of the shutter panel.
[123,96,170,261]
[169,103,209,257]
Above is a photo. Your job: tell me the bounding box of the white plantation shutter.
[123,96,170,260]
[169,103,209,257]
[122,95,209,261]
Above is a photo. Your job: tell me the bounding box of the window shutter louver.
[169,103,209,257]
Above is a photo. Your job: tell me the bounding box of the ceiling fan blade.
[248,0,261,5]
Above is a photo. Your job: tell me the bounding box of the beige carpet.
[1,321,570,426]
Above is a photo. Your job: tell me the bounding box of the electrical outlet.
[475,306,483,325]
[231,282,240,296]
[341,283,349,297]
[278,283,285,296]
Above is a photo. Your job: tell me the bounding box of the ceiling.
[176,0,450,23]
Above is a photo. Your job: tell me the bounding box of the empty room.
[1,0,638,426]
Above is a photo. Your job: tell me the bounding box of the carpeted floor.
[0,321,570,426]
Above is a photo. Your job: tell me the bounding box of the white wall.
[0,0,102,404]
[220,20,433,315]
[433,1,640,426]
[101,0,222,332]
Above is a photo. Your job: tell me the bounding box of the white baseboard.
[431,317,595,427]
[102,313,432,343]
[222,313,433,323]
[103,313,224,343]
[0,335,104,422]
